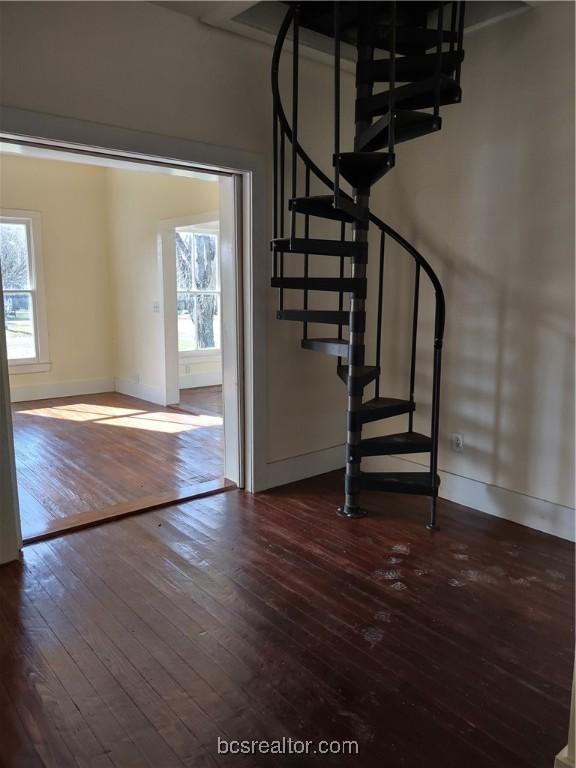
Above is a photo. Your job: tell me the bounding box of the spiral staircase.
[271,1,466,527]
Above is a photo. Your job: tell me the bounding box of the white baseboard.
[362,454,576,542]
[266,445,575,542]
[265,443,346,489]
[555,746,574,768]
[9,377,114,403]
[178,371,222,389]
[114,378,165,406]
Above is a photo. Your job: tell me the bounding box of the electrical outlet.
[451,432,464,452]
[152,301,160,313]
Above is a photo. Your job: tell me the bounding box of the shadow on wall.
[386,142,575,510]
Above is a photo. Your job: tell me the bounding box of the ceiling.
[151,1,531,68]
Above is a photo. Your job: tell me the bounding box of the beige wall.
[0,0,357,466]
[1,154,114,398]
[106,168,219,400]
[369,2,575,516]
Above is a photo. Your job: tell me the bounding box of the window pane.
[177,292,220,352]
[0,222,31,290]
[4,292,36,360]
[193,234,218,291]
[177,291,196,352]
[195,293,220,349]
[175,232,194,292]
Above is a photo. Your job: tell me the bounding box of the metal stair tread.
[375,26,458,55]
[360,431,432,456]
[359,397,415,424]
[360,471,439,495]
[298,3,447,41]
[277,310,350,325]
[337,365,379,386]
[289,195,368,224]
[271,277,366,295]
[302,337,349,357]
[357,50,465,83]
[357,110,440,151]
[271,237,367,258]
[358,76,461,118]
[335,152,395,188]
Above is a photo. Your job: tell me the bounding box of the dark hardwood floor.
[0,471,573,767]
[176,386,223,418]
[12,392,224,541]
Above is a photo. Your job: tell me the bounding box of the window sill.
[179,350,221,360]
[8,362,52,375]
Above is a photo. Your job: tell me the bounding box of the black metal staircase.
[271,1,465,528]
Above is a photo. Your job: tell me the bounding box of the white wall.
[367,1,575,538]
[1,154,115,401]
[106,167,219,403]
[0,0,357,473]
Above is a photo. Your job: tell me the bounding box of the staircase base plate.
[336,505,369,519]
[426,523,440,532]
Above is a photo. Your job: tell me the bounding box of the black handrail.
[271,5,446,348]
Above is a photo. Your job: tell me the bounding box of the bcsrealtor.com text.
[217,737,359,756]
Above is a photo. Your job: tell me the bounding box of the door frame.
[159,209,221,408]
[0,107,269,563]
[159,194,243,488]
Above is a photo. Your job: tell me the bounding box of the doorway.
[0,141,245,543]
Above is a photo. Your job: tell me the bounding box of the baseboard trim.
[267,445,575,542]
[178,371,222,389]
[9,378,114,403]
[363,454,575,542]
[555,746,574,768]
[266,444,345,489]
[114,378,164,405]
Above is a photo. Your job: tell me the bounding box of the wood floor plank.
[13,391,224,540]
[0,473,573,768]
[144,495,547,767]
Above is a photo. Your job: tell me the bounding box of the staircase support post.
[338,5,375,519]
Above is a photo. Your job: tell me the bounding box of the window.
[176,229,221,354]
[0,211,49,371]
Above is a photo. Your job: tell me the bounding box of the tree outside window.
[175,230,220,353]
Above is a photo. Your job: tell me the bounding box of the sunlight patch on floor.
[17,403,222,433]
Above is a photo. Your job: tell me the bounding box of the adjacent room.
[1,147,228,541]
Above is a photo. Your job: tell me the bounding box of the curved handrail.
[271,5,445,344]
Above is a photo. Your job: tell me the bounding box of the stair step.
[289,195,368,224]
[375,27,458,56]
[358,76,461,119]
[277,310,349,325]
[337,365,379,388]
[335,152,395,189]
[360,432,432,457]
[358,50,465,84]
[271,237,367,259]
[302,337,349,358]
[360,471,439,495]
[357,110,441,151]
[298,3,364,41]
[359,397,415,425]
[271,277,366,296]
[299,3,444,40]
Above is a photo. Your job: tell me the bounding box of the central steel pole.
[338,5,375,518]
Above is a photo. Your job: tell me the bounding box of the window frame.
[1,209,50,374]
[175,221,221,359]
